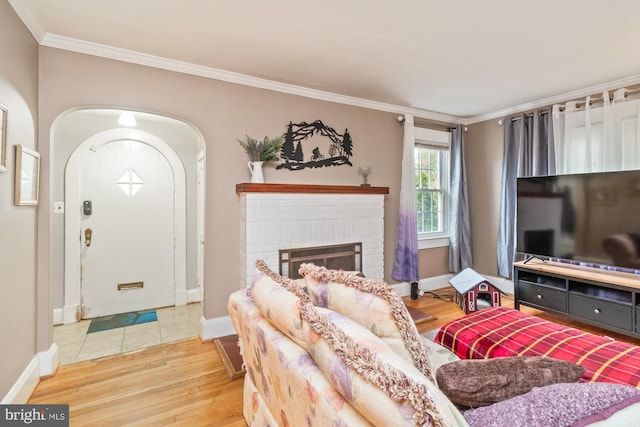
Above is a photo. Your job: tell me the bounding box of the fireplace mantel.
[236,183,389,195]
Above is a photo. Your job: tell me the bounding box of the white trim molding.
[53,308,63,325]
[38,343,59,378]
[418,274,455,292]
[392,274,453,297]
[187,287,203,304]
[1,343,59,404]
[418,237,450,250]
[2,358,40,404]
[0,356,40,405]
[200,315,235,341]
[63,304,80,325]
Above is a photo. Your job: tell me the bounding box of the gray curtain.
[496,110,555,277]
[449,124,472,272]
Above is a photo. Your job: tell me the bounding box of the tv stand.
[513,260,640,338]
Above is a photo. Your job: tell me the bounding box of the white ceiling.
[10,0,640,123]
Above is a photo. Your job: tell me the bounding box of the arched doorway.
[50,108,205,362]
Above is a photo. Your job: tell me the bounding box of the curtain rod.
[498,87,640,125]
[396,115,468,132]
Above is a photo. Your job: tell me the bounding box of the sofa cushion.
[304,304,468,427]
[251,260,311,350]
[299,263,433,381]
[436,356,586,408]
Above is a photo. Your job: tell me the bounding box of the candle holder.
[358,166,372,187]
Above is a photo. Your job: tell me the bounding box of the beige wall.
[418,246,449,277]
[37,48,415,322]
[0,1,39,399]
[465,119,504,276]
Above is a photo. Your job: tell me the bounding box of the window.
[414,128,450,246]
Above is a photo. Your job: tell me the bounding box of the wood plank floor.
[29,337,245,426]
[28,290,640,426]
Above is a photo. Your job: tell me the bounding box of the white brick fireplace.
[237,183,389,286]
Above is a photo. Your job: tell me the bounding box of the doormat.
[214,334,245,380]
[87,309,157,334]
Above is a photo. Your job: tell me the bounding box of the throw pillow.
[303,304,467,427]
[299,263,433,381]
[251,260,312,350]
[463,382,640,427]
[436,356,586,408]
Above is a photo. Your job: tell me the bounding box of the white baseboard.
[391,282,411,297]
[53,308,63,325]
[392,274,453,297]
[38,343,59,377]
[200,315,235,341]
[187,287,202,303]
[2,343,59,404]
[63,304,80,324]
[419,274,455,291]
[2,357,40,404]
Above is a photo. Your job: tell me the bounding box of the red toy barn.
[450,268,505,314]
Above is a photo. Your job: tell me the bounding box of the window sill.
[418,237,450,250]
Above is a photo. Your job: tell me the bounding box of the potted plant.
[238,135,283,183]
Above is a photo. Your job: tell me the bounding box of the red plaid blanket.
[435,306,640,388]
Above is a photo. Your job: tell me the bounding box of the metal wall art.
[277,120,353,171]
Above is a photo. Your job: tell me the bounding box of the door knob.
[84,228,93,247]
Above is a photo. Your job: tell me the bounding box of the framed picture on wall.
[0,103,7,173]
[14,144,40,206]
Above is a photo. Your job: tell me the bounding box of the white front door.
[80,139,175,318]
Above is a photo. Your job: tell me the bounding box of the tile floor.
[54,303,202,365]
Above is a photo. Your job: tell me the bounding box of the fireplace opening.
[279,242,362,279]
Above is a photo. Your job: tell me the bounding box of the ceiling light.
[118,111,137,127]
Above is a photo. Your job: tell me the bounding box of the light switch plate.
[53,201,65,214]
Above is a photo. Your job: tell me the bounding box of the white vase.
[248,161,264,183]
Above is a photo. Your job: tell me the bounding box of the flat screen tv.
[516,169,640,271]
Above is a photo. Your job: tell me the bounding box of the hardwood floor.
[28,290,640,426]
[29,338,245,426]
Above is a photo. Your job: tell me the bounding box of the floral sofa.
[228,261,640,426]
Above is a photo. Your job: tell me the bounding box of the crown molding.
[465,74,640,125]
[11,2,638,129]
[38,33,463,125]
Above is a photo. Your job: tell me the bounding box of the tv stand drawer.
[568,294,633,331]
[518,282,567,312]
